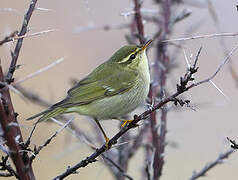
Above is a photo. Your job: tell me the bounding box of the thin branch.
[14,85,51,107]
[30,117,74,162]
[209,80,230,101]
[127,123,149,159]
[162,32,238,43]
[102,154,133,180]
[192,43,238,87]
[188,149,235,180]
[0,29,56,45]
[14,57,64,85]
[74,23,130,33]
[6,0,38,84]
[0,31,18,46]
[13,29,56,42]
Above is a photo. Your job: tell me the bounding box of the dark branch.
[0,31,18,46]
[227,137,238,149]
[0,156,19,179]
[0,66,35,180]
[5,0,38,84]
[133,0,145,44]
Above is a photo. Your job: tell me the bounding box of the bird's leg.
[94,118,110,149]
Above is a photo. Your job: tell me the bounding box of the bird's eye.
[129,54,136,60]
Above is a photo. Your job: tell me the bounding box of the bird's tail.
[26,107,66,123]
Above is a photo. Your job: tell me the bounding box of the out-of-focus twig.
[102,154,133,180]
[188,149,235,180]
[133,0,145,44]
[162,32,238,43]
[14,85,51,107]
[14,57,64,85]
[30,117,74,162]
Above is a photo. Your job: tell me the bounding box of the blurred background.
[1,0,238,179]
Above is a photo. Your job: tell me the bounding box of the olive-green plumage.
[27,41,151,124]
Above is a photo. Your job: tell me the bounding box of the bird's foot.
[104,136,111,150]
[121,120,133,127]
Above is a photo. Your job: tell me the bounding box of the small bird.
[27,40,152,147]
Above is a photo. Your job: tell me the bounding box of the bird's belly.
[74,78,149,119]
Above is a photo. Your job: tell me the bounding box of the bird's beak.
[141,39,153,51]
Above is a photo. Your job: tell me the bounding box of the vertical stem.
[116,134,130,180]
[134,0,145,44]
[151,0,171,179]
[0,66,35,180]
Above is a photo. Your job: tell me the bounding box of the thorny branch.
[0,0,38,179]
[6,0,38,84]
[0,156,19,178]
[0,67,35,180]
[227,137,238,149]
[53,43,238,179]
[10,84,132,179]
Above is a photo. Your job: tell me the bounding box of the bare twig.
[102,154,133,180]
[127,123,149,159]
[6,0,38,83]
[188,149,235,180]
[162,32,238,43]
[14,57,64,85]
[0,1,38,179]
[227,137,238,149]
[0,29,56,45]
[74,23,130,33]
[12,29,56,42]
[0,31,18,46]
[0,156,19,179]
[14,85,51,107]
[192,43,238,87]
[30,117,74,162]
